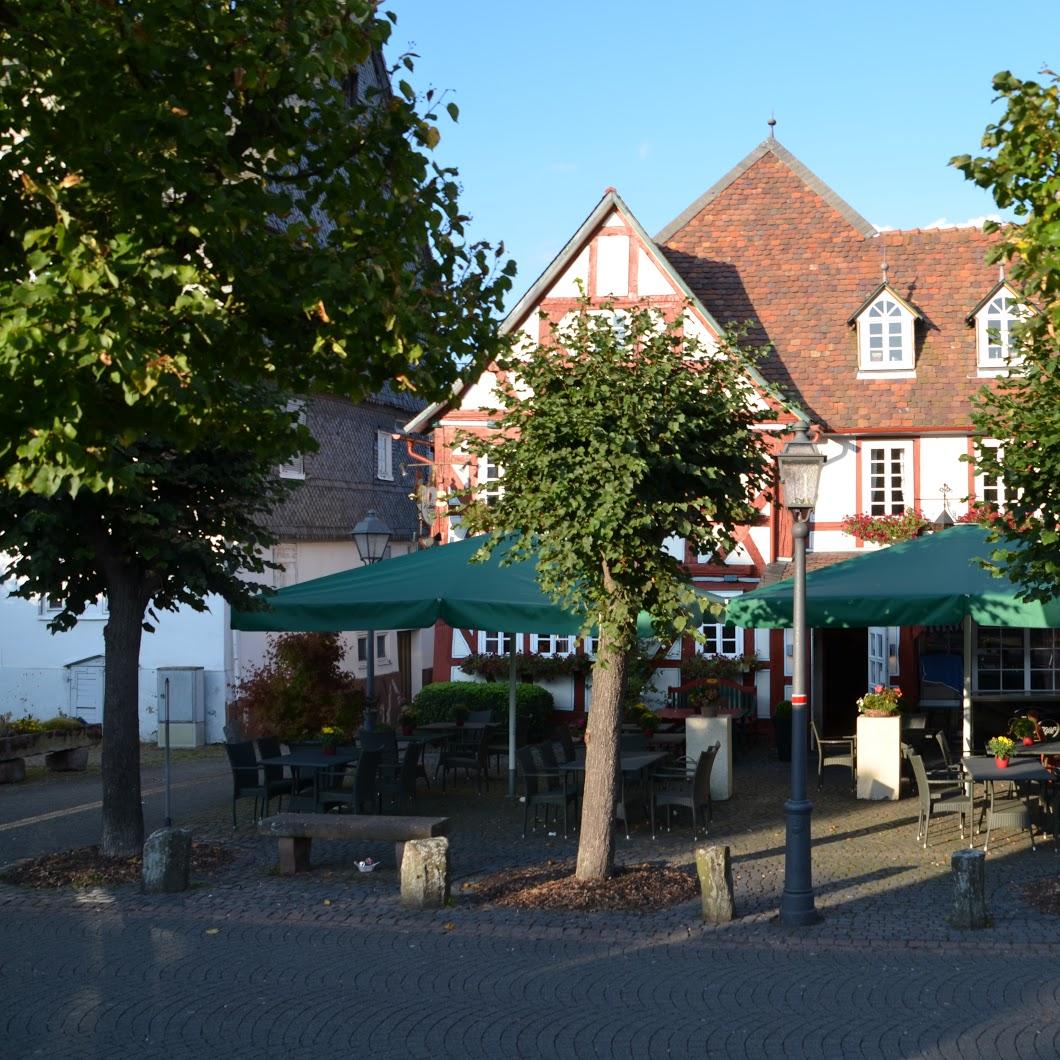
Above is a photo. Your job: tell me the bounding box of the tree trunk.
[575,623,629,881]
[99,565,150,858]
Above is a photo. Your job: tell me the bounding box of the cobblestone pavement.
[2,748,1060,1058]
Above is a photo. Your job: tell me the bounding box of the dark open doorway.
[821,628,867,737]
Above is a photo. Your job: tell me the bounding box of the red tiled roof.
[659,143,1004,434]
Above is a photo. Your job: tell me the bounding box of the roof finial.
[767,113,776,139]
[998,263,1005,282]
[881,252,889,286]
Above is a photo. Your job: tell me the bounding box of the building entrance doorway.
[820,629,867,737]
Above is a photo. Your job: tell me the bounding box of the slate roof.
[262,392,427,543]
[658,140,1005,434]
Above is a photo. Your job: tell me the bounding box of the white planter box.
[856,715,902,801]
[685,716,733,801]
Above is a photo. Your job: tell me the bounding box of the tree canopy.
[0,1,514,855]
[952,69,1060,596]
[468,298,773,877]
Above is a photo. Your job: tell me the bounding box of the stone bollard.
[400,837,451,909]
[695,844,735,924]
[0,758,27,784]
[46,747,90,772]
[142,828,193,894]
[950,848,989,929]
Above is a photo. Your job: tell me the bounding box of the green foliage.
[0,0,514,630]
[411,681,554,736]
[773,700,793,718]
[39,716,87,733]
[0,713,86,736]
[624,701,660,732]
[233,633,363,743]
[952,70,1060,599]
[467,294,773,650]
[1009,717,1036,740]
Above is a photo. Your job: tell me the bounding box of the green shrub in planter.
[412,682,553,738]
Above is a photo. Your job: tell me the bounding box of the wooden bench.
[258,812,451,875]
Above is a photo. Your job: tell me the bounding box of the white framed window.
[531,633,572,656]
[480,630,514,654]
[38,596,108,620]
[278,400,307,480]
[976,627,1060,692]
[376,430,394,481]
[975,439,1006,509]
[357,632,389,664]
[856,295,915,373]
[700,621,741,657]
[863,442,911,516]
[868,626,900,687]
[478,457,503,506]
[975,288,1024,372]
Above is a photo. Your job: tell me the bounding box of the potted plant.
[452,706,469,729]
[319,725,341,756]
[987,735,1015,768]
[689,682,721,718]
[1009,717,1036,746]
[856,684,902,718]
[774,700,793,762]
[398,707,419,737]
[627,702,660,737]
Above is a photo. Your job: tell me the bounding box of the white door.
[70,664,104,720]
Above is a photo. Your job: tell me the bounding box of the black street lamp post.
[776,425,826,927]
[352,509,392,731]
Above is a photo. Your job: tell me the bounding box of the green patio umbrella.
[232,534,724,794]
[725,523,1060,751]
[725,524,1060,629]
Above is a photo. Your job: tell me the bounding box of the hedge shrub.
[412,681,554,737]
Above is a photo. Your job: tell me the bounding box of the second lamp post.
[776,425,825,927]
[352,509,392,731]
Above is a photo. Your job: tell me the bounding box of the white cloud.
[920,214,1002,230]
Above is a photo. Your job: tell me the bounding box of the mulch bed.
[1023,877,1060,916]
[465,859,698,911]
[1,842,234,889]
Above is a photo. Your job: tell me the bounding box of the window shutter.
[376,431,393,480]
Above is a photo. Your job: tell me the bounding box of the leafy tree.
[0,1,513,855]
[952,70,1060,596]
[468,298,772,879]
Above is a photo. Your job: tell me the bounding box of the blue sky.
[389,2,1057,309]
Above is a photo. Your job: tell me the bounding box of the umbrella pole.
[962,615,973,755]
[508,641,518,799]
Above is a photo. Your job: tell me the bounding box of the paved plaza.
[2,747,1060,1058]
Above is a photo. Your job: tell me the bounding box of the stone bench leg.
[400,838,450,909]
[277,836,312,875]
[0,758,26,784]
[46,748,90,772]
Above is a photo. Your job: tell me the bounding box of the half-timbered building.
[407,136,1024,738]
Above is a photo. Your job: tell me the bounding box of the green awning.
[231,534,724,637]
[726,523,1060,630]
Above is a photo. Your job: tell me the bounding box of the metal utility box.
[156,667,205,748]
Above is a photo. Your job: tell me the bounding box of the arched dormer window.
[849,284,919,377]
[969,283,1025,375]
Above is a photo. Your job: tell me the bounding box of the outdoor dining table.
[558,750,670,837]
[258,749,360,812]
[962,754,1059,841]
[1013,739,1060,757]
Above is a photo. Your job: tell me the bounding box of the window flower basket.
[856,684,902,718]
[841,510,928,545]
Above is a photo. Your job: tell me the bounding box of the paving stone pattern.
[3,748,1060,1058]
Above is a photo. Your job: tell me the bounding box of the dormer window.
[849,284,919,377]
[970,283,1024,375]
